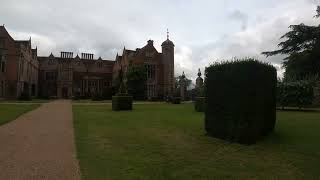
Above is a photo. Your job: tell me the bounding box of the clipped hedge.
[172,97,181,104]
[19,91,31,101]
[194,97,206,112]
[205,59,277,145]
[92,93,104,101]
[277,80,314,109]
[112,95,133,111]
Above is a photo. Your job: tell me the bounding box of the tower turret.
[161,29,175,97]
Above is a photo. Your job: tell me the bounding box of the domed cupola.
[161,29,175,47]
[161,39,174,47]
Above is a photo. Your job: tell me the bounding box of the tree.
[126,64,147,100]
[262,6,320,81]
[316,6,320,18]
[277,80,314,109]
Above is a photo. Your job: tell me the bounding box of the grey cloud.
[0,0,318,82]
[229,10,249,30]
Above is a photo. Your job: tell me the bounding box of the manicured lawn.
[0,99,49,103]
[73,103,320,179]
[72,100,112,104]
[0,104,40,126]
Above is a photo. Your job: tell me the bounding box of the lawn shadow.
[276,107,320,112]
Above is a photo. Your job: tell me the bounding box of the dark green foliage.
[126,65,147,100]
[277,80,314,109]
[112,95,133,111]
[205,59,277,145]
[196,87,205,97]
[18,91,31,101]
[102,88,113,100]
[91,93,104,101]
[263,6,320,81]
[72,96,79,100]
[171,97,181,104]
[194,97,206,112]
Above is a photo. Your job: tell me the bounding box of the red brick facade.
[0,26,175,99]
[38,53,114,98]
[0,26,39,99]
[113,39,175,99]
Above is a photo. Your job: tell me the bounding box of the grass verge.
[73,103,320,179]
[0,104,40,126]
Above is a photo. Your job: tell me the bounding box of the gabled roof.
[0,25,15,41]
[49,53,54,58]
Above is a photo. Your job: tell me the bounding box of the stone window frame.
[0,55,5,73]
[48,58,56,65]
[103,81,110,87]
[147,84,156,98]
[145,51,154,58]
[0,38,4,48]
[145,64,156,80]
[45,71,57,81]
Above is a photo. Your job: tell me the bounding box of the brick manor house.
[0,25,175,99]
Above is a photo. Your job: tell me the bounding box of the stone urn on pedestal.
[194,68,206,112]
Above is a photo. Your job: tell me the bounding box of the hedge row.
[172,97,181,104]
[204,59,277,145]
[18,91,32,101]
[112,95,133,111]
[277,80,314,109]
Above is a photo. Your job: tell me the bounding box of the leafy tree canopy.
[126,64,147,100]
[262,6,320,81]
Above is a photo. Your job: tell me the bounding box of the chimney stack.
[81,53,94,60]
[60,51,73,58]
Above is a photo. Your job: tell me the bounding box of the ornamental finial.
[198,68,202,77]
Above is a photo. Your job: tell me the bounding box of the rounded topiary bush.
[194,97,206,112]
[204,59,277,145]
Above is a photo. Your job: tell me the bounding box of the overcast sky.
[1,0,319,81]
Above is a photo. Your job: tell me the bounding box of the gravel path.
[0,100,81,180]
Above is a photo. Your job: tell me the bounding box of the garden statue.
[117,67,127,95]
[112,67,133,111]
